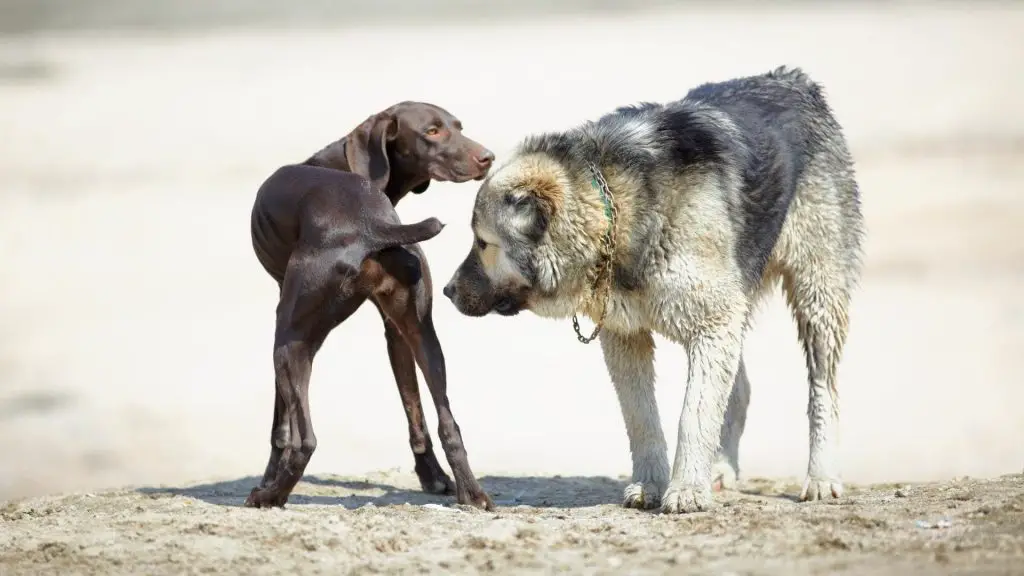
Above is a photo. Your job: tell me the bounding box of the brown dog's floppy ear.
[345,112,397,192]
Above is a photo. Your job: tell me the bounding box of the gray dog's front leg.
[662,328,743,514]
[600,329,670,510]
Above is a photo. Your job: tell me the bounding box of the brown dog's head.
[345,101,494,196]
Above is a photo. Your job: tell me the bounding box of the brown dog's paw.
[458,490,495,512]
[244,487,287,509]
[243,488,265,508]
[419,473,456,496]
[414,455,456,495]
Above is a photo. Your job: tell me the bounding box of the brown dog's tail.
[370,217,445,251]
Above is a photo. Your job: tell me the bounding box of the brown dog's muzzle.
[470,147,494,180]
[434,137,493,183]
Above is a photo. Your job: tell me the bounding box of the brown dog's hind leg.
[405,314,492,510]
[375,304,455,495]
[374,250,492,510]
[258,389,288,489]
[246,250,355,508]
[246,338,319,508]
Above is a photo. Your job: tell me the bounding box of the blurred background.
[0,0,1022,501]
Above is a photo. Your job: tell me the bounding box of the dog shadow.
[136,474,629,509]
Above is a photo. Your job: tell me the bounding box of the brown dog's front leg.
[377,307,456,495]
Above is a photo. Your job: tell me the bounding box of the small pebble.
[422,503,462,513]
[895,486,911,498]
[915,517,953,530]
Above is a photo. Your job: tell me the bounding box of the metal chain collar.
[571,161,619,344]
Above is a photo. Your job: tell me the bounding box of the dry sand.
[1,3,1023,574]
[2,474,1023,575]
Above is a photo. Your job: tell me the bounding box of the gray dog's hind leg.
[776,169,862,502]
[784,268,852,501]
[712,355,751,491]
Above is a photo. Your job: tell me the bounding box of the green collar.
[586,161,614,231]
[573,161,618,345]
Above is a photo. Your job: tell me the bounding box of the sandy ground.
[2,473,1022,575]
[1,2,1023,574]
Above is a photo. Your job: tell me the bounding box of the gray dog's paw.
[711,457,739,492]
[660,482,715,514]
[623,481,663,510]
[800,477,843,502]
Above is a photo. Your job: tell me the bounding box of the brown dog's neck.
[304,137,350,171]
[383,173,430,205]
[303,138,428,206]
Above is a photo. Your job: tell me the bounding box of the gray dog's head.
[443,153,589,318]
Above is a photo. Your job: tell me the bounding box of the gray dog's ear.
[502,190,551,242]
[345,112,397,192]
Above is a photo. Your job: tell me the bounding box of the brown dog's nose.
[474,149,495,167]
[442,282,456,301]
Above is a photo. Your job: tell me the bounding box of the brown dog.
[245,102,495,510]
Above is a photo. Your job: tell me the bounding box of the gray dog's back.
[588,66,861,291]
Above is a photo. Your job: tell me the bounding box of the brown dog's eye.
[424,126,440,137]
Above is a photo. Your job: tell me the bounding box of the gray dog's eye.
[475,237,487,250]
[503,193,533,211]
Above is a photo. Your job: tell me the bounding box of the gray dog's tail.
[370,217,445,251]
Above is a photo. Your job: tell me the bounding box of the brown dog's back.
[250,164,442,285]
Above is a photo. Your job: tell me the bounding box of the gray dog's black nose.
[474,149,495,166]
[442,283,455,301]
